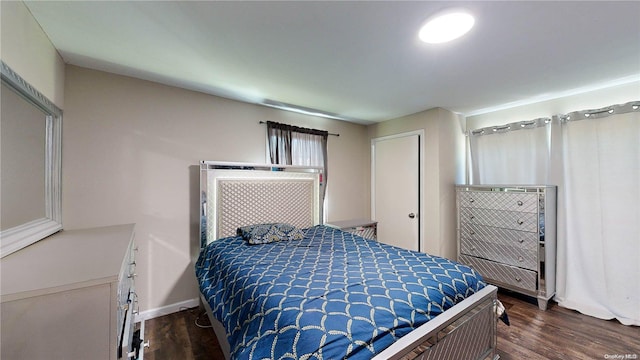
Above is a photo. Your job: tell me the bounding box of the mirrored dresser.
[456,185,557,310]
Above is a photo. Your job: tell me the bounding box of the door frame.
[371,129,424,252]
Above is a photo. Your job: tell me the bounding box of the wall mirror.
[1,61,62,257]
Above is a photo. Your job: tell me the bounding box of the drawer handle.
[518,238,524,243]
[517,200,523,206]
[470,215,475,220]
[469,198,475,203]
[515,276,522,282]
[469,230,475,235]
[517,219,524,225]
[470,246,476,251]
[128,273,137,279]
[518,256,524,262]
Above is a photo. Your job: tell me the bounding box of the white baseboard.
[135,297,200,322]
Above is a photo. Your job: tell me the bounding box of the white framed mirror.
[1,61,62,257]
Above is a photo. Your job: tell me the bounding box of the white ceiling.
[24,1,640,124]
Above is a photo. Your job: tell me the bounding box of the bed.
[196,161,499,360]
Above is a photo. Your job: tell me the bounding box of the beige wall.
[367,107,465,260]
[0,1,65,108]
[62,65,369,312]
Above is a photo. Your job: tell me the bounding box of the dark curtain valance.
[266,121,329,137]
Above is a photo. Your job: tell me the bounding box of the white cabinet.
[1,224,142,359]
[456,185,557,310]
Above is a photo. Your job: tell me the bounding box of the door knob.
[408,213,416,219]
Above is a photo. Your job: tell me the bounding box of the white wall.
[0,1,65,108]
[62,65,370,313]
[465,81,640,130]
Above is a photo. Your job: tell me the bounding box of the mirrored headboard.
[200,161,324,248]
[1,61,62,257]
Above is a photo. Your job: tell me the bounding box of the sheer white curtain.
[469,102,640,325]
[555,106,639,325]
[469,118,552,184]
[291,131,325,167]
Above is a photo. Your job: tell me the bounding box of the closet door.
[372,132,420,251]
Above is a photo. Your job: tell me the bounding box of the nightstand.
[327,219,377,240]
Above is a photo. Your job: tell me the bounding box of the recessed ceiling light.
[419,9,475,44]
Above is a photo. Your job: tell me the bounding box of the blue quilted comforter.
[196,225,485,360]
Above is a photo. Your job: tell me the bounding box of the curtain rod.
[563,101,639,121]
[259,121,340,136]
[469,117,551,136]
[469,101,639,136]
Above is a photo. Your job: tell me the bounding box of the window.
[266,121,328,198]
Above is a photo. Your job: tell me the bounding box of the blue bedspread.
[196,225,485,360]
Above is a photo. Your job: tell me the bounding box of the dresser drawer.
[460,237,537,270]
[458,191,539,213]
[459,222,537,250]
[117,240,137,359]
[459,255,538,292]
[460,207,538,232]
[116,278,133,350]
[118,244,135,309]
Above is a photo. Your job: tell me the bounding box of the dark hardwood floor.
[144,305,225,360]
[494,291,639,360]
[144,291,640,360]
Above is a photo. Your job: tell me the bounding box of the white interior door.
[372,132,420,251]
